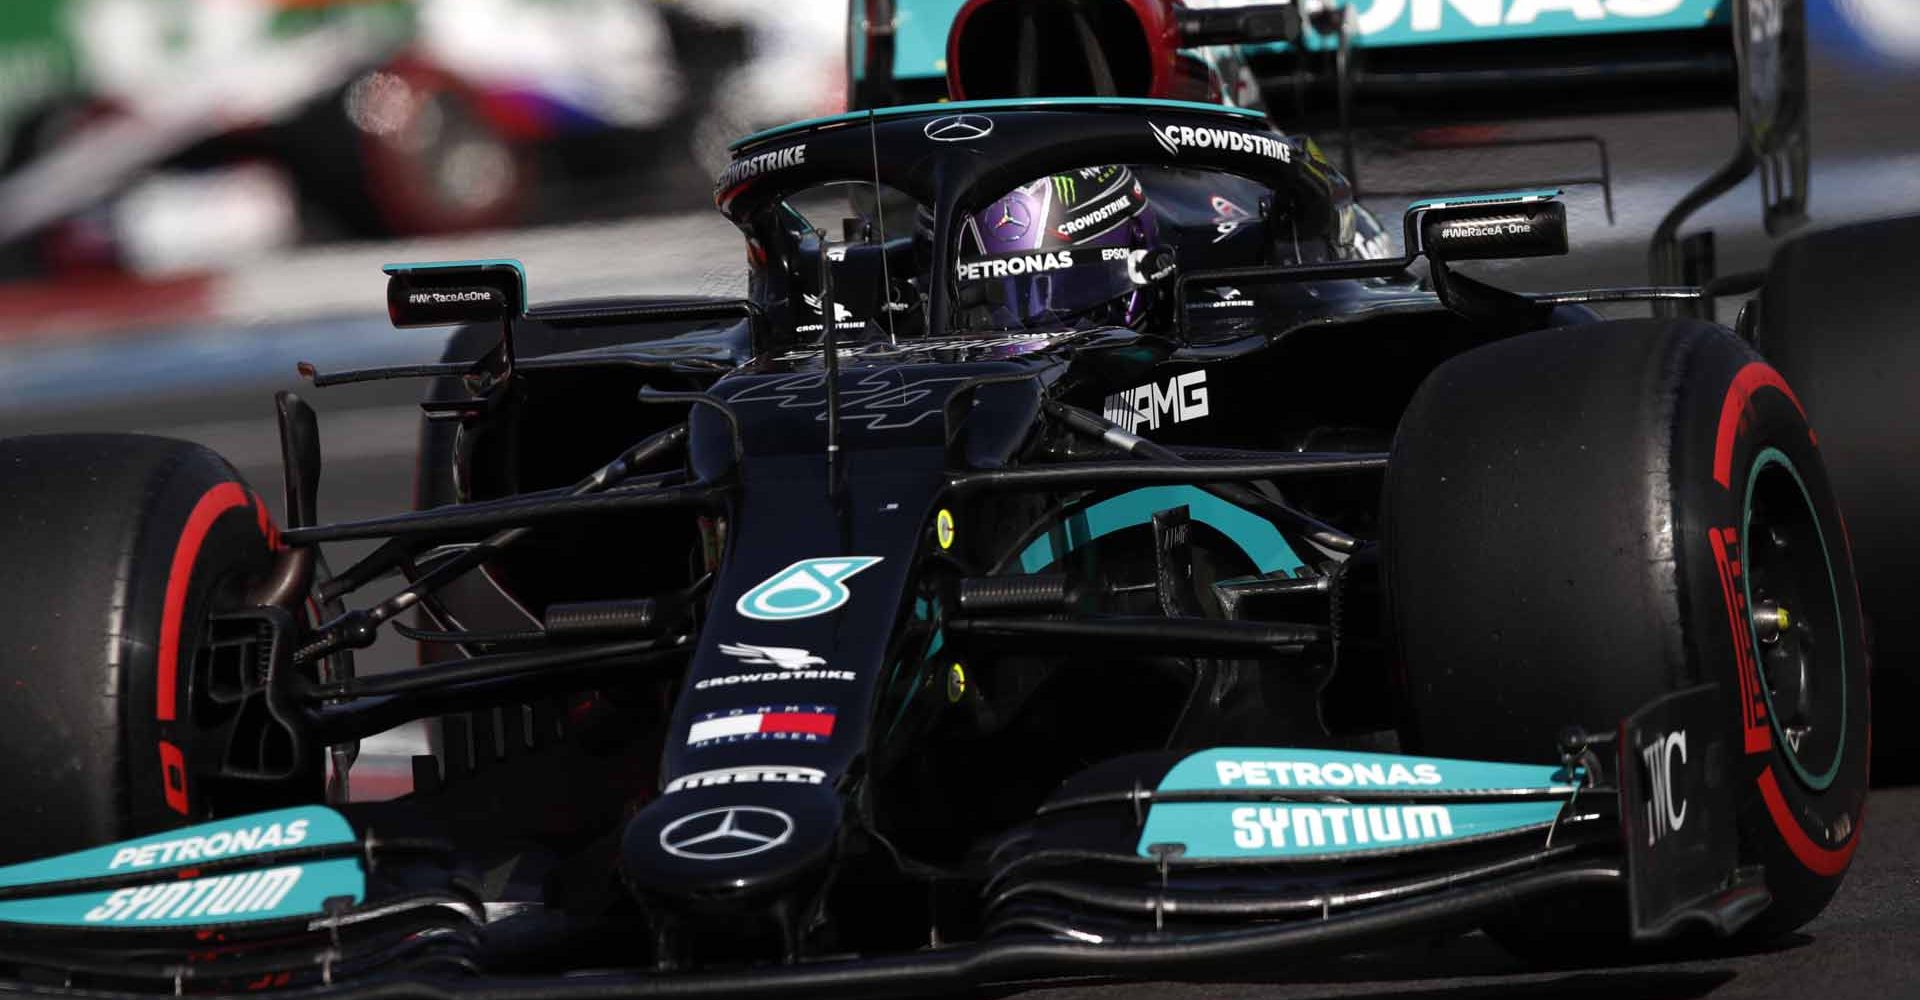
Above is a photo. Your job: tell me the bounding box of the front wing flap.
[1619,684,1770,939]
[0,692,1761,997]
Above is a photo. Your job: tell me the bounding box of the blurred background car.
[0,0,846,282]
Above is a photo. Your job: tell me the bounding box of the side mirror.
[1404,191,1568,263]
[1177,189,1572,340]
[384,259,527,328]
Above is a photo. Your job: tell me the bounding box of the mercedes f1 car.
[1,0,1913,995]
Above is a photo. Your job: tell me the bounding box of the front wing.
[0,687,1761,998]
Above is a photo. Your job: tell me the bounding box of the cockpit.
[713,99,1377,350]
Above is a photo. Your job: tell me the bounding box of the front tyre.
[0,435,309,863]
[1384,320,1868,945]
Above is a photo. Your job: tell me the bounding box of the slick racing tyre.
[0,435,308,864]
[1384,320,1869,947]
[1758,213,1920,783]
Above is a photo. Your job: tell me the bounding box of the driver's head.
[954,165,1168,330]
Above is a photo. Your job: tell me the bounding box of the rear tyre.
[1384,320,1869,951]
[1759,213,1920,782]
[0,435,308,864]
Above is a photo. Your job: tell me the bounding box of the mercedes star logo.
[924,114,994,142]
[658,806,794,861]
[992,198,1030,235]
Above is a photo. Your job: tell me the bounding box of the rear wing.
[1250,0,1808,291]
[1256,23,1738,128]
[850,0,1806,290]
[859,0,1736,97]
[857,0,1783,126]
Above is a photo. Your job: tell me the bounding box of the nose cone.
[622,781,841,904]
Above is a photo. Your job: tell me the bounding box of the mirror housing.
[1177,189,1582,340]
[1405,191,1568,263]
[384,259,527,328]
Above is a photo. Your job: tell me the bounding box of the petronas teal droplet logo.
[736,557,884,621]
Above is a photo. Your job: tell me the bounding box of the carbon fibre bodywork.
[0,98,1798,997]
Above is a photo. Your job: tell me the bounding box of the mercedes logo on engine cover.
[659,806,794,860]
[924,114,994,142]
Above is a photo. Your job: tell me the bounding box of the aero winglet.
[1619,683,1768,941]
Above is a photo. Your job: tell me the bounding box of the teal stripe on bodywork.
[731,97,1265,152]
[1159,747,1576,794]
[381,258,528,299]
[1017,485,1303,576]
[1140,748,1578,860]
[1138,799,1564,860]
[382,257,526,278]
[0,807,354,889]
[0,857,365,929]
[1407,188,1562,211]
[866,0,967,81]
[886,598,946,739]
[867,0,1726,79]
[1262,0,1726,53]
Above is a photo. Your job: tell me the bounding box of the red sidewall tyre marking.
[1759,765,1857,876]
[250,489,282,551]
[155,482,252,722]
[1708,525,1775,755]
[1713,362,1807,488]
[1710,359,1862,875]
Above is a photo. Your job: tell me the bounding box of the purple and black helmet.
[953,165,1165,330]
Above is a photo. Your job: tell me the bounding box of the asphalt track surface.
[3,49,1920,1000]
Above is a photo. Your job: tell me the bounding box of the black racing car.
[0,2,1915,997]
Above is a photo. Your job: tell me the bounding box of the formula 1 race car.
[0,0,1913,996]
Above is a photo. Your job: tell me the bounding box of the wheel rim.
[1741,447,1847,790]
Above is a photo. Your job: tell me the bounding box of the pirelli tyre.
[1383,320,1869,947]
[1757,213,1920,783]
[0,435,310,864]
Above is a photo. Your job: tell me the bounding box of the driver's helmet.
[953,165,1166,330]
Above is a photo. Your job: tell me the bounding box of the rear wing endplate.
[1258,0,1808,288]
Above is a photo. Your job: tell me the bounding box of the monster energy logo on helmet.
[1053,165,1127,207]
